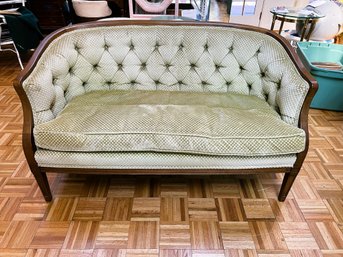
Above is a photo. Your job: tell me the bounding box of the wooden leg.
[278,168,300,202]
[29,164,52,201]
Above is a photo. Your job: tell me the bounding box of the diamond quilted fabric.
[33,90,306,156]
[22,25,310,129]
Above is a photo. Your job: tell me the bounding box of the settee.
[14,20,317,202]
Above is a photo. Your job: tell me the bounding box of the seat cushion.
[33,90,306,156]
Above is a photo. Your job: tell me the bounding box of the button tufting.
[141,62,146,69]
[226,81,231,86]
[190,63,196,69]
[130,80,135,84]
[261,72,266,77]
[204,44,209,50]
[179,43,184,49]
[129,44,134,50]
[154,80,160,84]
[165,63,171,68]
[93,64,98,68]
[228,46,233,52]
[201,81,207,85]
[117,63,123,69]
[82,82,86,86]
[104,44,109,50]
[154,43,160,50]
[248,84,252,89]
[178,80,183,85]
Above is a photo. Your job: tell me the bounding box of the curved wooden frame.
[14,20,318,202]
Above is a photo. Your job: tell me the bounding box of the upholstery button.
[82,82,86,86]
[178,80,183,85]
[117,63,123,69]
[201,81,207,85]
[248,84,252,89]
[261,72,266,77]
[165,63,171,68]
[154,43,160,50]
[154,80,160,85]
[190,63,196,69]
[226,81,231,86]
[104,44,109,50]
[93,64,98,68]
[129,44,134,50]
[204,44,209,50]
[179,43,184,49]
[229,46,233,52]
[131,80,135,84]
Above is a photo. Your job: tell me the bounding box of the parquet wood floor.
[1,3,343,256]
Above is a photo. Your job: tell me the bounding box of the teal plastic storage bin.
[297,42,343,111]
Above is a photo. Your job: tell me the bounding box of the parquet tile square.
[188,198,218,221]
[62,221,99,249]
[296,199,333,221]
[191,221,223,250]
[45,198,78,221]
[160,224,191,249]
[219,222,254,250]
[52,176,87,197]
[160,182,188,197]
[133,178,160,197]
[189,179,213,198]
[127,221,159,249]
[92,249,122,257]
[239,179,266,199]
[312,180,343,199]
[211,179,240,198]
[13,199,49,221]
[95,221,130,249]
[73,198,106,221]
[308,222,343,250]
[269,199,305,222]
[216,198,245,221]
[0,220,40,248]
[131,198,160,221]
[30,222,70,248]
[160,198,188,223]
[325,199,343,224]
[108,178,135,198]
[103,198,132,221]
[249,221,287,250]
[82,177,109,198]
[0,197,21,220]
[0,178,34,197]
[279,222,319,250]
[242,199,275,220]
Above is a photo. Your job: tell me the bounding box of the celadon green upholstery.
[34,90,305,156]
[20,24,311,169]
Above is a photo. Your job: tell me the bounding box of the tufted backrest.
[22,23,309,127]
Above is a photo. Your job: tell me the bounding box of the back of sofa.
[22,23,309,127]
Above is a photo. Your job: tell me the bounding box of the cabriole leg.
[29,164,52,201]
[278,168,300,202]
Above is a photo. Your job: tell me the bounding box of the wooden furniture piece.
[27,0,71,33]
[14,21,317,202]
[270,8,325,41]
